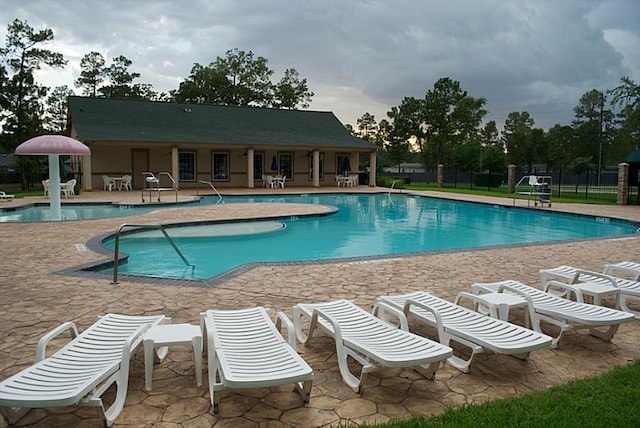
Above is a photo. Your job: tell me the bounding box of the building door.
[131,149,149,189]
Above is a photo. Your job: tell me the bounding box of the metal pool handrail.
[196,180,223,202]
[112,223,194,284]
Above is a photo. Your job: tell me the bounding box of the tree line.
[0,18,314,188]
[350,77,639,177]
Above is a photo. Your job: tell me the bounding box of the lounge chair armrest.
[495,284,544,330]
[543,280,584,303]
[454,291,489,308]
[310,308,342,342]
[275,311,297,349]
[36,321,79,362]
[403,299,446,343]
[372,301,409,331]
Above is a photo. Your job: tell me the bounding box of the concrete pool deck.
[0,187,639,427]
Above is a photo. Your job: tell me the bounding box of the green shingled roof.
[68,96,375,150]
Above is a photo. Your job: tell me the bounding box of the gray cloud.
[2,0,638,130]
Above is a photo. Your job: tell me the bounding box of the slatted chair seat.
[376,291,553,373]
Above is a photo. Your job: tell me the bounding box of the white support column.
[82,153,92,191]
[247,148,255,188]
[313,150,320,187]
[369,151,377,187]
[48,154,61,221]
[171,146,179,188]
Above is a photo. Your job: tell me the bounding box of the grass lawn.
[354,359,639,427]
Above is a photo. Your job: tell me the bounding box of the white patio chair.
[540,265,640,318]
[471,280,635,348]
[0,313,169,427]
[265,175,276,188]
[292,299,452,392]
[376,291,552,373]
[119,175,132,191]
[200,307,313,413]
[102,175,116,191]
[61,179,76,198]
[42,179,49,197]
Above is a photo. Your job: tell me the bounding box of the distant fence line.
[382,165,639,205]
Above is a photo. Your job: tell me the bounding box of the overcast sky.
[2,0,639,131]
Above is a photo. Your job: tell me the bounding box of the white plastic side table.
[143,323,203,391]
[472,292,528,322]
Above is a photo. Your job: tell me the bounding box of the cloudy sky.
[2,0,639,131]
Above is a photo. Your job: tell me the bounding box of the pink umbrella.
[15,135,91,221]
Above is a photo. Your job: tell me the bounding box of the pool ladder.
[112,223,195,284]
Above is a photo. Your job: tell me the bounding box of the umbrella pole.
[48,154,62,221]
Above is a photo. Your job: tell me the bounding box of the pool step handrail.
[112,223,194,284]
[197,180,223,202]
[389,180,399,195]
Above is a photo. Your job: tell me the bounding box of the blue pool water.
[100,193,639,281]
[0,203,154,222]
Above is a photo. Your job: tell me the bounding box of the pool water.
[100,193,639,281]
[0,203,152,222]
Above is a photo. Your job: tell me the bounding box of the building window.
[337,153,351,175]
[308,152,324,180]
[278,153,293,179]
[212,152,229,181]
[178,151,196,181]
[254,152,264,180]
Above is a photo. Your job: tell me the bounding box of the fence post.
[586,172,591,200]
[437,164,444,187]
[617,163,629,205]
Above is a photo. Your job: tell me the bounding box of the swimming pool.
[97,193,639,282]
[0,202,160,222]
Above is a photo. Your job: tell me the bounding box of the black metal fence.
[382,166,639,204]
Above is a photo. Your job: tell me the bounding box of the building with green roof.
[67,96,378,191]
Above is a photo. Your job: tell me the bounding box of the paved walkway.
[0,187,639,427]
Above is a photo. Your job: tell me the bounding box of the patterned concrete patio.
[0,187,638,427]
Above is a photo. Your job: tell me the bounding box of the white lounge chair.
[292,299,452,392]
[375,291,553,373]
[471,280,635,348]
[0,191,14,202]
[200,307,313,413]
[0,313,168,427]
[540,265,640,318]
